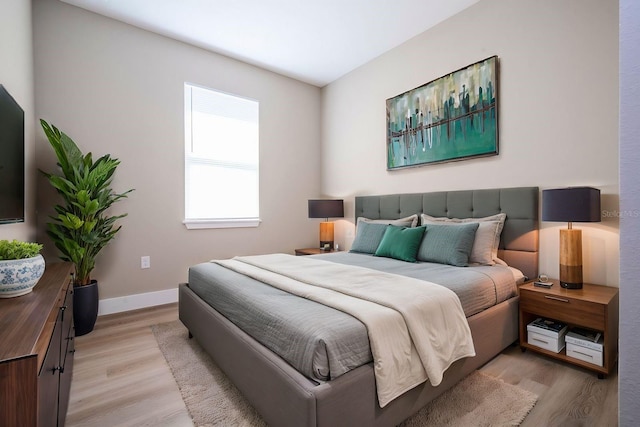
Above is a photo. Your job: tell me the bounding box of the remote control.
[533,281,553,288]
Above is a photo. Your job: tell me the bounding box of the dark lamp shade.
[308,199,344,219]
[542,187,601,223]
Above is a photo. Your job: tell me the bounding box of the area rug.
[152,321,537,426]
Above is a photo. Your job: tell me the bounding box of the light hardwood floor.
[66,303,618,426]
[66,304,191,427]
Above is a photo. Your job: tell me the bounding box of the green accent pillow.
[374,225,426,262]
[417,222,479,266]
[350,222,389,254]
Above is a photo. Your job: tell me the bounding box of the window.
[184,83,260,229]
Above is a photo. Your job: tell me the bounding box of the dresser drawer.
[520,289,605,330]
[38,308,63,426]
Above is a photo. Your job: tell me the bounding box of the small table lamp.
[308,199,344,250]
[542,187,601,289]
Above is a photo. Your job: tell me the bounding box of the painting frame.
[386,56,499,170]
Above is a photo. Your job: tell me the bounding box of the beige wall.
[0,0,36,242]
[28,0,621,300]
[33,0,322,300]
[321,0,620,286]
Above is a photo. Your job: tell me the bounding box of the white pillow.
[420,213,506,265]
[358,214,418,228]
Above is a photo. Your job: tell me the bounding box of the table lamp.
[542,187,601,289]
[308,199,344,250]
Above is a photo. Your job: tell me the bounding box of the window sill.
[183,218,261,229]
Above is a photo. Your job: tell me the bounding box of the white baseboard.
[98,288,178,316]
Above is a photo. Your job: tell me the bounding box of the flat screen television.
[0,84,25,224]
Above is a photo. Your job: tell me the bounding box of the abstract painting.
[386,56,499,169]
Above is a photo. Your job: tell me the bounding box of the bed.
[179,186,539,426]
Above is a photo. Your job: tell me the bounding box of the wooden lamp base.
[559,228,583,289]
[319,222,334,250]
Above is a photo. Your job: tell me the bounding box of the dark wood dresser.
[0,262,75,427]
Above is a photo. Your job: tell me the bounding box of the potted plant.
[40,120,133,336]
[0,240,45,298]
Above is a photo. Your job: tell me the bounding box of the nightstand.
[519,280,619,378]
[294,248,336,256]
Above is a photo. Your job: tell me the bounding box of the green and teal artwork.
[386,56,498,169]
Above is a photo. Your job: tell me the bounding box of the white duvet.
[214,253,475,407]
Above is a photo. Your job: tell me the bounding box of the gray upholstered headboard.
[355,187,539,280]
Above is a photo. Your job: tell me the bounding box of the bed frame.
[179,186,539,427]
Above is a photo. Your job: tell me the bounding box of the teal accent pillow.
[374,225,426,262]
[417,222,479,266]
[350,222,389,254]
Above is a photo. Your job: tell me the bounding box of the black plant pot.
[73,280,99,336]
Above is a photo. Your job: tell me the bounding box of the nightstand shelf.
[519,280,619,377]
[294,248,337,256]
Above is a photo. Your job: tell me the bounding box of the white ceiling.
[60,0,479,87]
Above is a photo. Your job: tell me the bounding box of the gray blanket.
[188,252,516,382]
[313,252,517,317]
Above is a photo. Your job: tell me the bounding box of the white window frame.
[183,83,260,229]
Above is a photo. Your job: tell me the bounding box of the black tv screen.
[0,84,25,224]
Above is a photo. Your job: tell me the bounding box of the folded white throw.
[214,253,475,407]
